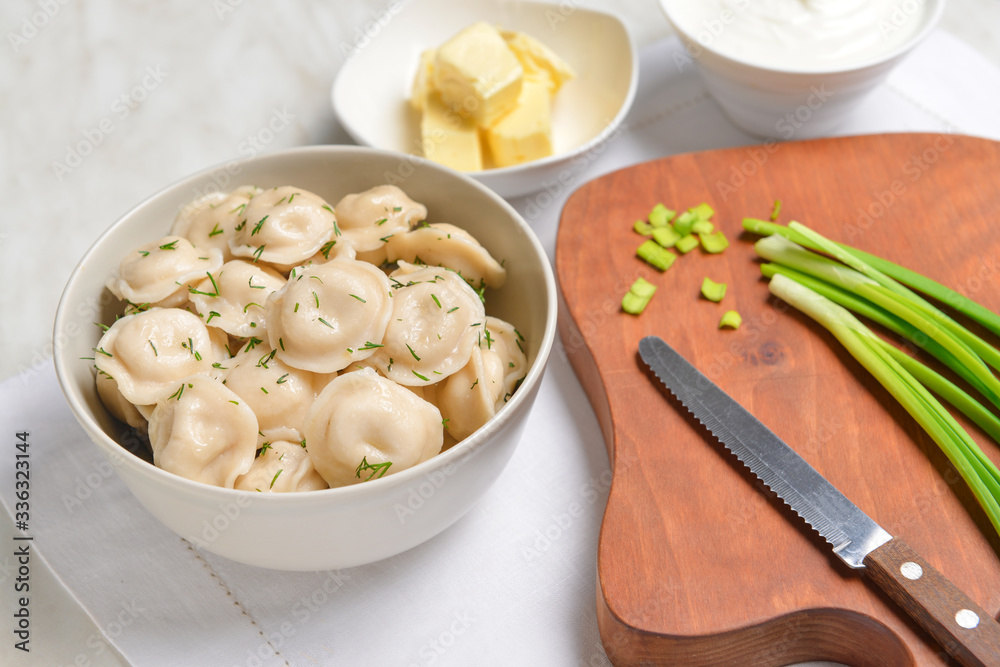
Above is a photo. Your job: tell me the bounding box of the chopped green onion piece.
[633,220,654,236]
[701,277,727,302]
[674,235,699,254]
[648,203,675,228]
[622,278,657,315]
[719,310,742,329]
[636,240,677,271]
[673,210,698,236]
[691,220,714,235]
[699,230,729,254]
[770,199,782,221]
[651,226,681,248]
[690,202,714,220]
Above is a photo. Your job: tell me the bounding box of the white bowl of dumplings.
[53,145,557,571]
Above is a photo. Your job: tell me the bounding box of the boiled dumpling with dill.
[219,341,327,446]
[482,316,528,408]
[235,441,328,492]
[170,185,263,262]
[95,370,149,433]
[94,307,227,406]
[302,367,443,487]
[188,260,286,338]
[434,345,506,440]
[334,184,427,254]
[264,257,392,373]
[106,235,223,307]
[147,374,258,488]
[385,223,506,289]
[366,263,485,386]
[229,186,338,270]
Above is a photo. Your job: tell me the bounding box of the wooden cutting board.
[555,133,1000,666]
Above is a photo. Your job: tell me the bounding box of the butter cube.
[410,49,436,112]
[433,22,523,128]
[485,72,553,168]
[421,92,483,172]
[501,30,575,94]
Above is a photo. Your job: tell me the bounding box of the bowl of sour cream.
[659,0,945,138]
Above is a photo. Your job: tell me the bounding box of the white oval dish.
[53,146,557,571]
[332,0,637,199]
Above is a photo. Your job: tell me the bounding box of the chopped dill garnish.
[355,456,391,481]
[159,240,179,250]
[412,370,429,382]
[406,344,420,361]
[251,215,269,236]
[208,223,224,237]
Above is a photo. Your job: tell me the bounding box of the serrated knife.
[638,335,1000,667]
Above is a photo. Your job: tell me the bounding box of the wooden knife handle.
[864,538,1000,667]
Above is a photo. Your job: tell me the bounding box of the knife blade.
[638,335,1000,667]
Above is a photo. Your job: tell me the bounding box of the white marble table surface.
[1,1,999,665]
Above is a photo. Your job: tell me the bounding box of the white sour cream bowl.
[660,0,945,138]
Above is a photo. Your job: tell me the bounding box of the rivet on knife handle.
[638,336,1000,667]
[864,539,1000,667]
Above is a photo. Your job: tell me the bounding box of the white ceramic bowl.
[53,146,557,571]
[332,0,637,199]
[658,0,945,139]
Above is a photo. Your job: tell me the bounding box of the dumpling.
[366,264,485,386]
[220,341,325,445]
[188,260,286,338]
[483,316,528,408]
[93,307,225,405]
[434,345,506,441]
[264,257,392,373]
[106,235,224,306]
[229,186,337,269]
[95,370,149,433]
[170,186,263,261]
[148,374,258,487]
[334,184,427,253]
[302,368,443,487]
[385,223,506,289]
[234,441,328,492]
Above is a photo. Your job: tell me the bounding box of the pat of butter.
[432,22,523,128]
[410,49,436,112]
[501,30,575,95]
[420,92,483,172]
[485,72,553,168]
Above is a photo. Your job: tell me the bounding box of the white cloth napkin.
[2,32,999,667]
